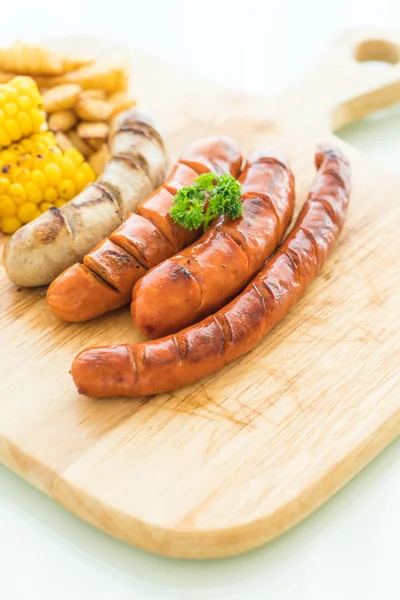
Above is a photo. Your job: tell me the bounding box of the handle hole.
[354,40,400,65]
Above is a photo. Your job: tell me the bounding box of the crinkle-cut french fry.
[107,92,136,117]
[42,83,81,113]
[77,121,109,142]
[80,89,107,101]
[54,130,74,151]
[0,41,93,75]
[75,96,112,121]
[48,109,78,132]
[22,59,129,93]
[66,130,92,157]
[88,143,111,177]
[0,59,128,94]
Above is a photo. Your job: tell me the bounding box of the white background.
[0,1,399,598]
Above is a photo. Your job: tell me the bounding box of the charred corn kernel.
[25,181,42,204]
[58,179,75,200]
[39,201,52,212]
[9,183,26,204]
[0,78,44,149]
[55,199,66,208]
[0,216,21,233]
[17,202,40,223]
[0,195,16,217]
[44,162,62,185]
[0,129,94,233]
[43,186,58,202]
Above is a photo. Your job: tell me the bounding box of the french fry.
[77,121,109,144]
[75,96,112,121]
[48,109,78,132]
[80,89,106,101]
[21,59,129,93]
[0,41,93,76]
[42,84,81,113]
[66,130,92,157]
[54,131,74,151]
[88,143,111,176]
[108,92,136,117]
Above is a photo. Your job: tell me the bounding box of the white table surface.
[0,1,399,598]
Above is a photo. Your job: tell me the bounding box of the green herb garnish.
[170,172,243,230]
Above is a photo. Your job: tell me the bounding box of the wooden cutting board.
[0,29,399,559]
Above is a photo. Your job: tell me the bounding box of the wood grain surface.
[0,29,399,558]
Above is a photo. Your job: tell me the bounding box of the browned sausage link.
[131,150,295,338]
[71,145,351,397]
[47,137,244,322]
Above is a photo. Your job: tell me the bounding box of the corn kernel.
[0,216,21,234]
[59,156,75,178]
[30,108,44,130]
[1,151,17,165]
[18,202,40,223]
[44,186,58,202]
[4,86,18,102]
[55,199,66,208]
[39,201,52,213]
[31,169,47,191]
[13,167,30,184]
[9,182,26,205]
[44,162,62,185]
[17,95,32,111]
[58,179,75,200]
[0,92,6,106]
[4,103,18,118]
[0,130,11,147]
[65,148,84,166]
[17,112,31,137]
[73,171,86,192]
[0,109,5,124]
[25,181,42,204]
[80,162,96,183]
[5,119,21,142]
[0,176,10,193]
[0,195,16,217]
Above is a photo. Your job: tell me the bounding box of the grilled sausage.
[46,136,244,321]
[131,150,295,338]
[3,109,168,287]
[71,145,351,398]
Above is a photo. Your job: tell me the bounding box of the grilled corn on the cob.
[0,131,95,233]
[0,76,45,149]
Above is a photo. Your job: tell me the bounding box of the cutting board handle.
[279,28,400,134]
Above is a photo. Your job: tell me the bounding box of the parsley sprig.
[169,172,243,231]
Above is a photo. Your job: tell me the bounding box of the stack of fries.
[0,41,135,176]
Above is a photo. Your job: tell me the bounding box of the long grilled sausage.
[131,150,295,338]
[71,145,351,398]
[3,109,168,287]
[46,137,244,321]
